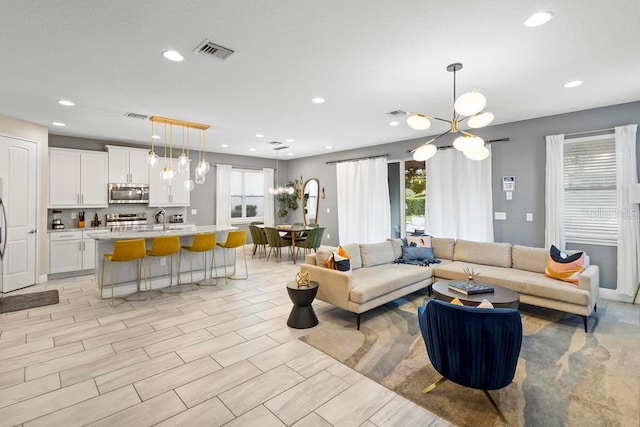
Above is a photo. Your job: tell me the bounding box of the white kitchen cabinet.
[49,230,100,274]
[148,158,191,207]
[106,145,149,184]
[49,148,108,208]
[49,231,83,274]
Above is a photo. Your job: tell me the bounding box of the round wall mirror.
[302,178,320,227]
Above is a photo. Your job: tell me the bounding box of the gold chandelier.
[408,63,494,161]
[148,116,210,191]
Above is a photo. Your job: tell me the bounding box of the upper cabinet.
[106,145,149,184]
[49,148,108,208]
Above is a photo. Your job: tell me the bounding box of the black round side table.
[286,281,319,329]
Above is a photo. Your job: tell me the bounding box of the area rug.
[300,292,640,426]
[0,290,59,314]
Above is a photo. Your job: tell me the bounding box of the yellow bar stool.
[147,235,183,295]
[216,230,248,282]
[100,238,147,307]
[181,232,218,287]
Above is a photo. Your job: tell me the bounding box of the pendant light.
[268,142,294,195]
[406,63,494,161]
[177,125,189,174]
[183,127,195,191]
[147,121,159,167]
[160,123,176,186]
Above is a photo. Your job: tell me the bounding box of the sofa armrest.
[300,264,353,311]
[579,265,599,306]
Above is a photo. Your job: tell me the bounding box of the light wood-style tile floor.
[0,247,449,427]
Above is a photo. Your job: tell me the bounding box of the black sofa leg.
[594,303,597,312]
[356,313,361,330]
[582,316,588,333]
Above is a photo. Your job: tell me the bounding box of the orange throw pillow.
[545,251,585,285]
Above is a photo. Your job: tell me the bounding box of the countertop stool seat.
[216,230,248,283]
[101,238,147,307]
[147,235,183,295]
[181,232,218,287]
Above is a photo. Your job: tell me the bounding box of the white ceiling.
[1,0,639,159]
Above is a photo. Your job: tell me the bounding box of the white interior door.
[0,135,37,293]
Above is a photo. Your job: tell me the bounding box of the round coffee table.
[286,281,319,328]
[432,280,520,309]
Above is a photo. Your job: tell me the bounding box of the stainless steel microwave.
[108,183,149,204]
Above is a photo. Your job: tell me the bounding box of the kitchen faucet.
[153,208,167,232]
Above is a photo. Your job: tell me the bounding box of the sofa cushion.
[432,237,455,260]
[349,264,433,304]
[342,243,362,270]
[434,261,590,306]
[512,245,547,274]
[453,239,512,268]
[359,241,396,267]
[387,238,403,259]
[315,246,336,269]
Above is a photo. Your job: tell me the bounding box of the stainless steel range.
[105,213,147,229]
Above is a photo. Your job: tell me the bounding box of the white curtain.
[426,147,493,241]
[215,164,232,226]
[262,168,275,227]
[336,157,391,244]
[615,124,639,296]
[545,134,565,250]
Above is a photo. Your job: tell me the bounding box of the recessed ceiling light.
[256,134,264,138]
[250,148,256,151]
[288,153,294,156]
[221,144,229,148]
[564,80,584,88]
[57,100,75,107]
[286,138,294,143]
[524,12,554,27]
[312,97,326,104]
[389,121,400,126]
[325,145,332,150]
[151,135,160,139]
[52,122,66,127]
[163,50,184,62]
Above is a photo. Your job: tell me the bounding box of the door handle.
[28,229,37,234]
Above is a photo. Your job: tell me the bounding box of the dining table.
[258,224,313,264]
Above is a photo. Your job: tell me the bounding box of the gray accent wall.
[286,101,640,289]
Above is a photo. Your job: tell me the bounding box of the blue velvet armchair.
[418,299,523,422]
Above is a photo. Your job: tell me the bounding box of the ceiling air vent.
[193,39,235,60]
[386,110,407,117]
[124,112,148,120]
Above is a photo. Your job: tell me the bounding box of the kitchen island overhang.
[88,225,238,299]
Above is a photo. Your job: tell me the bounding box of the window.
[563,134,617,246]
[230,169,264,222]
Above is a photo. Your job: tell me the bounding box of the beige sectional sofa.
[300,241,433,329]
[430,238,599,331]
[301,237,600,331]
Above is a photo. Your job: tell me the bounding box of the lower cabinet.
[49,231,98,274]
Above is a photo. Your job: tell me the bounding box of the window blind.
[563,135,617,246]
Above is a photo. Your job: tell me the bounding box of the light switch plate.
[326,208,330,213]
[326,233,330,239]
[506,191,513,200]
[191,209,197,215]
[494,212,507,220]
[526,213,533,222]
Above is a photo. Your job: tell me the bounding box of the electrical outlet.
[526,213,533,222]
[71,212,77,219]
[326,208,330,213]
[506,191,513,200]
[494,212,507,220]
[160,257,166,266]
[191,209,197,215]
[326,233,330,239]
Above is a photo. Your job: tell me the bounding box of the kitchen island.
[88,225,237,298]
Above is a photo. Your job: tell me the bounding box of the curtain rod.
[564,127,614,138]
[326,154,389,165]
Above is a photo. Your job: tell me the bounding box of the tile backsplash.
[47,205,187,230]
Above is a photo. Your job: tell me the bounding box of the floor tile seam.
[0,372,62,410]
[24,344,117,382]
[52,320,129,347]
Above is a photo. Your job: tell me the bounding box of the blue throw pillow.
[401,246,437,262]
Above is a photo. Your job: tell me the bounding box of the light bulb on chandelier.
[406,63,494,161]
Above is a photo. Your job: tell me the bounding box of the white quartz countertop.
[87,225,237,240]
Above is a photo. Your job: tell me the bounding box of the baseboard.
[38,274,48,284]
[599,287,635,303]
